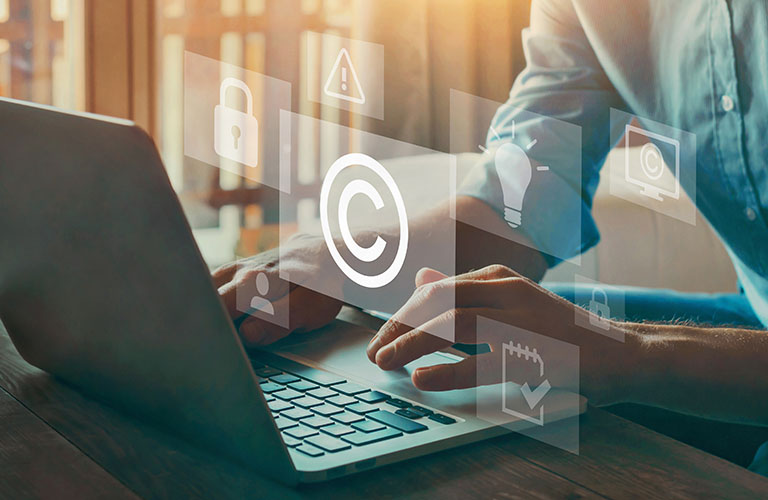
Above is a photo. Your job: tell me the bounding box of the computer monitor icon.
[624,124,680,201]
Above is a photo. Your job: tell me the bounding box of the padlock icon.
[214,77,259,168]
[588,287,611,330]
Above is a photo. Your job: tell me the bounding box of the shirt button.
[721,95,735,112]
[745,207,757,221]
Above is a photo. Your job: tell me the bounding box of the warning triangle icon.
[323,48,366,105]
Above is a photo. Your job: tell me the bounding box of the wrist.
[614,322,652,404]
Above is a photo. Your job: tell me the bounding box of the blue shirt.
[461,0,768,327]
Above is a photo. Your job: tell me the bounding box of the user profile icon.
[250,272,274,315]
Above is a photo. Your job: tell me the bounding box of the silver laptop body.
[0,98,583,484]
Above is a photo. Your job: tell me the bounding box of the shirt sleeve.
[459,0,625,266]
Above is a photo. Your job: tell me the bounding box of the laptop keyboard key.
[289,367,345,387]
[351,420,386,433]
[302,416,334,429]
[387,398,412,409]
[428,413,456,425]
[409,406,433,417]
[281,433,302,448]
[271,374,301,385]
[274,388,303,401]
[254,367,282,378]
[357,390,390,404]
[249,360,266,369]
[295,443,324,457]
[260,382,284,394]
[331,412,364,425]
[313,404,344,417]
[285,425,319,440]
[326,395,357,407]
[322,424,355,437]
[368,410,427,433]
[333,382,369,396]
[306,434,351,453]
[293,396,323,409]
[341,428,402,446]
[264,394,275,402]
[347,402,378,415]
[268,400,293,412]
[274,417,298,431]
[307,387,336,399]
[288,380,319,392]
[395,409,422,420]
[282,408,313,420]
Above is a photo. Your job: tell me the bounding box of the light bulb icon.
[479,123,548,229]
[495,141,532,228]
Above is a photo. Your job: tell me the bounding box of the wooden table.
[2,324,767,500]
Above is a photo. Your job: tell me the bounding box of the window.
[154,0,353,266]
[0,0,84,109]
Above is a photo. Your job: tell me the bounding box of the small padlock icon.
[214,77,259,168]
[589,287,611,330]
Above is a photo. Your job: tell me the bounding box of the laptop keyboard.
[250,357,457,458]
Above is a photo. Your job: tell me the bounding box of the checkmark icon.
[520,379,551,409]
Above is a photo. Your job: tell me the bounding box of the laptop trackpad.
[268,319,478,412]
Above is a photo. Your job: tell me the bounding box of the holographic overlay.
[184,51,291,191]
[279,110,458,342]
[475,316,580,454]
[306,32,384,120]
[609,108,697,225]
[450,89,584,264]
[573,274,626,341]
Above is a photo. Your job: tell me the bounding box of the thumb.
[415,267,449,288]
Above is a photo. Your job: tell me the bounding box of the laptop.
[0,97,585,485]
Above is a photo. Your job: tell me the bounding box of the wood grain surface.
[1,321,767,500]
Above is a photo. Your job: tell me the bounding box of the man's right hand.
[212,235,344,347]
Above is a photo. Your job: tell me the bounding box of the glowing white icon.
[320,153,408,289]
[214,77,259,168]
[324,48,366,105]
[249,272,274,316]
[588,286,611,331]
[624,124,680,201]
[502,341,551,426]
[480,124,549,229]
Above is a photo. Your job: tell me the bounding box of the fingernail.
[376,345,395,367]
[412,368,431,388]
[367,335,380,355]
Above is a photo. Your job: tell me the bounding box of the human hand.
[213,234,344,347]
[366,264,633,405]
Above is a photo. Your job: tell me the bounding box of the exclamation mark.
[341,67,348,92]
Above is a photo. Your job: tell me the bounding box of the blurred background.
[0,0,737,292]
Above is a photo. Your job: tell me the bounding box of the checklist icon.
[501,341,552,426]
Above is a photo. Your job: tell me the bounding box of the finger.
[367,268,450,361]
[239,286,342,346]
[415,267,448,287]
[375,308,474,370]
[369,278,530,362]
[212,260,240,288]
[375,306,519,370]
[457,264,520,281]
[412,351,500,391]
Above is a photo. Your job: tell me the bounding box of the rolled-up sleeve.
[459,0,624,265]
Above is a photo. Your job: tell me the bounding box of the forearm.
[453,196,548,281]
[380,195,547,280]
[346,195,548,312]
[623,322,768,425]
